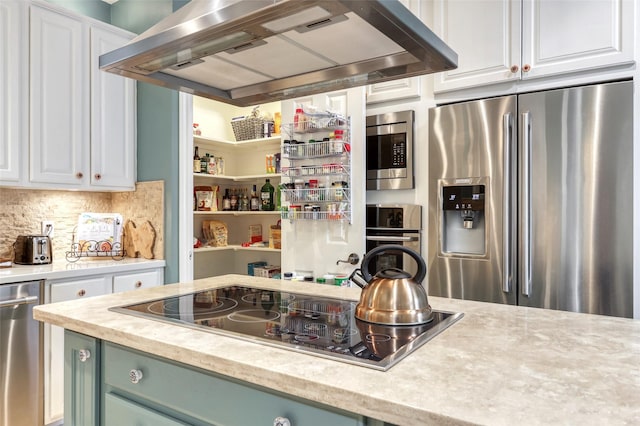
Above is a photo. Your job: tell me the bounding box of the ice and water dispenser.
[441,183,486,255]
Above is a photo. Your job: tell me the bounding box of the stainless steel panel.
[0,280,43,426]
[99,0,457,106]
[428,96,517,305]
[518,81,633,317]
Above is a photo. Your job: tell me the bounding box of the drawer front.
[113,270,162,293]
[105,393,188,426]
[104,343,364,426]
[50,277,112,302]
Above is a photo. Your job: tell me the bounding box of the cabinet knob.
[522,64,531,72]
[273,417,291,426]
[510,64,519,73]
[77,289,86,297]
[75,172,84,179]
[129,369,144,384]
[78,349,91,362]
[135,281,142,288]
[94,173,102,180]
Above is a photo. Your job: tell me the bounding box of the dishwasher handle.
[0,295,39,308]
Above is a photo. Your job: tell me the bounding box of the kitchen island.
[33,274,640,425]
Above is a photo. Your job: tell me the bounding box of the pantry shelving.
[280,114,351,223]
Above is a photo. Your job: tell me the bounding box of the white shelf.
[193,173,281,182]
[194,135,281,147]
[194,245,280,253]
[193,210,281,216]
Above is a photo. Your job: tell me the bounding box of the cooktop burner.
[110,285,463,371]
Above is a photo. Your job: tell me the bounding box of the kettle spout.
[349,268,367,289]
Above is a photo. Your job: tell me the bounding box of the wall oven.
[365,204,422,276]
[366,110,414,190]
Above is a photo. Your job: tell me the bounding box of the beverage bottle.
[193,146,201,173]
[222,189,231,211]
[200,153,209,173]
[240,189,249,211]
[250,185,260,211]
[230,189,239,210]
[260,179,275,211]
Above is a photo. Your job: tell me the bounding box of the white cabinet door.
[280,88,366,278]
[521,0,634,79]
[30,4,89,187]
[433,0,634,93]
[113,269,163,293]
[90,26,136,189]
[0,0,27,185]
[433,0,520,92]
[44,276,112,425]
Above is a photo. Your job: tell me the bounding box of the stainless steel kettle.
[353,245,432,326]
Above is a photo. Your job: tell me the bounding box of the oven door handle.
[366,235,419,242]
[0,295,39,308]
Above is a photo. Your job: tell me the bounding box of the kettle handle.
[360,245,427,285]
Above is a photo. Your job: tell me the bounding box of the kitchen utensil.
[13,235,52,265]
[353,245,432,325]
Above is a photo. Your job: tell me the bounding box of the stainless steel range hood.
[100,0,457,106]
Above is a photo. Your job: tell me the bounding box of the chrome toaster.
[13,235,52,265]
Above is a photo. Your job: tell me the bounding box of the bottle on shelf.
[240,189,249,211]
[261,179,275,211]
[193,146,201,173]
[201,153,209,173]
[250,185,260,211]
[208,155,217,175]
[230,189,239,210]
[222,189,231,211]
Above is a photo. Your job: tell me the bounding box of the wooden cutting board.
[123,220,156,259]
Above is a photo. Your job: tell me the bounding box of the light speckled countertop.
[33,274,640,425]
[0,258,165,284]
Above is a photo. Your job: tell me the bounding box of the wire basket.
[231,116,265,141]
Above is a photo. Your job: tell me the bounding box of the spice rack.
[280,113,351,223]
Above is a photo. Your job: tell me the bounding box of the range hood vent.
[100,0,457,106]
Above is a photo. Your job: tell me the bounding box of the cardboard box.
[247,261,268,276]
[254,265,281,278]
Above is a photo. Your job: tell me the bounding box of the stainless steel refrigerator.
[427,80,633,318]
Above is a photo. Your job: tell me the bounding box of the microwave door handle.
[366,235,419,242]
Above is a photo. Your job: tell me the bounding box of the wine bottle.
[193,146,201,173]
[260,179,275,211]
[250,185,260,211]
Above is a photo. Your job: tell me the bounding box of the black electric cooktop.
[111,285,463,371]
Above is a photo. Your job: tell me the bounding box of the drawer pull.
[129,369,143,384]
[510,64,519,73]
[274,417,291,426]
[78,349,91,362]
[135,281,142,288]
[77,289,86,297]
[522,63,531,72]
[76,172,84,179]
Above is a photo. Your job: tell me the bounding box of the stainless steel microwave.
[366,110,414,190]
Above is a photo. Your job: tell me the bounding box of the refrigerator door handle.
[502,113,513,293]
[520,111,532,297]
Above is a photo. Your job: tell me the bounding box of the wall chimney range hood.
[100,0,457,106]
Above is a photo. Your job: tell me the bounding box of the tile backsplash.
[0,181,164,261]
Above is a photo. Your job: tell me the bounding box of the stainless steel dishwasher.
[0,280,43,426]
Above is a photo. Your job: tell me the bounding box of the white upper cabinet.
[0,1,27,185]
[27,2,136,191]
[433,0,635,93]
[30,4,89,186]
[90,26,136,188]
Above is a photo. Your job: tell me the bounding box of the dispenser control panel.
[442,185,485,211]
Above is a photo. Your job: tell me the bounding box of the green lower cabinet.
[102,342,367,426]
[64,330,101,426]
[105,393,189,426]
